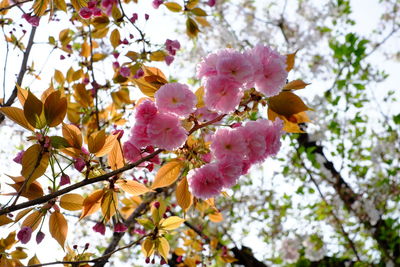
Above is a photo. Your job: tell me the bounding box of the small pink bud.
[177,256,183,263]
[73,244,78,249]
[230,122,242,128]
[146,163,154,172]
[79,7,93,19]
[165,55,174,66]
[74,158,86,172]
[160,258,166,265]
[13,150,25,164]
[112,61,120,69]
[120,66,131,77]
[144,14,149,20]
[152,0,163,9]
[85,243,90,249]
[133,68,144,79]
[93,222,106,235]
[36,231,45,244]
[153,202,160,209]
[60,55,65,60]
[145,257,150,264]
[60,174,71,186]
[114,222,128,233]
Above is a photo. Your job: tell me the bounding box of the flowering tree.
[0,0,399,266]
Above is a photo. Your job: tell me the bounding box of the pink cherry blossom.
[210,128,248,160]
[247,44,288,97]
[239,120,268,164]
[196,52,219,79]
[79,7,93,19]
[264,119,284,156]
[215,49,254,84]
[194,107,220,122]
[188,163,224,199]
[123,141,141,162]
[207,0,216,6]
[17,226,32,244]
[130,124,152,148]
[146,113,187,150]
[155,83,197,117]
[216,158,242,187]
[60,174,71,186]
[165,39,180,56]
[22,13,40,26]
[74,158,86,172]
[135,100,158,124]
[36,231,45,244]
[114,222,128,232]
[204,75,242,113]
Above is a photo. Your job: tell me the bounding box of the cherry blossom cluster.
[188,118,283,199]
[197,44,288,113]
[124,82,197,156]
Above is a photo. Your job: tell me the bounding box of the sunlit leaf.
[208,212,223,223]
[186,18,200,38]
[80,189,105,219]
[62,123,83,148]
[0,107,34,131]
[283,79,310,90]
[88,130,106,154]
[286,50,298,72]
[101,190,118,222]
[164,2,182,12]
[28,255,41,265]
[22,211,43,231]
[60,193,84,211]
[116,179,149,196]
[21,144,49,189]
[160,216,185,230]
[151,160,183,189]
[158,237,170,262]
[108,140,124,170]
[0,215,13,226]
[176,177,193,212]
[44,91,67,127]
[141,237,155,257]
[268,91,310,117]
[32,0,50,16]
[110,29,120,49]
[23,91,46,129]
[49,211,68,248]
[95,134,118,157]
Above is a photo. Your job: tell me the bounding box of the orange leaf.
[110,29,120,49]
[80,189,105,219]
[17,85,28,106]
[81,42,90,58]
[116,179,150,196]
[62,123,83,149]
[22,211,43,231]
[176,177,192,212]
[8,178,44,200]
[151,160,183,189]
[268,91,310,117]
[44,91,67,127]
[21,144,50,189]
[283,79,310,90]
[15,208,35,223]
[157,237,170,262]
[49,211,68,248]
[40,86,56,102]
[0,215,13,226]
[95,134,118,157]
[60,193,84,211]
[267,108,304,133]
[0,107,34,131]
[286,50,298,72]
[23,91,46,129]
[141,237,155,258]
[87,130,106,154]
[108,140,124,170]
[101,190,118,222]
[208,212,223,223]
[73,83,93,108]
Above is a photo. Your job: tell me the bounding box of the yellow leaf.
[44,91,67,127]
[186,0,198,9]
[286,50,298,72]
[174,247,185,256]
[49,211,68,248]
[8,178,44,200]
[15,208,35,223]
[95,134,118,157]
[186,18,200,38]
[221,255,238,263]
[23,91,46,129]
[54,69,65,84]
[268,91,310,117]
[54,0,66,11]
[3,232,17,250]
[70,0,86,10]
[28,255,41,265]
[0,215,13,226]
[191,7,207,16]
[0,107,34,131]
[22,211,43,231]
[92,15,110,29]
[195,16,210,27]
[10,247,27,259]
[110,29,120,49]
[80,189,105,219]
[160,216,185,230]
[21,144,49,189]
[17,85,28,106]
[87,130,106,154]
[283,79,310,90]
[60,193,84,211]
[101,191,118,222]
[208,212,223,223]
[176,177,192,212]
[40,86,56,102]
[195,86,204,108]
[92,53,107,62]
[0,0,10,15]
[151,160,183,189]
[164,2,182,12]
[141,237,155,257]
[73,83,93,108]
[108,140,124,170]
[158,237,170,262]
[149,50,166,61]
[116,179,149,196]
[81,42,90,58]
[92,27,109,39]
[33,0,50,16]
[62,123,83,149]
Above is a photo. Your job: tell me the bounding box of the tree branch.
[0,26,37,123]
